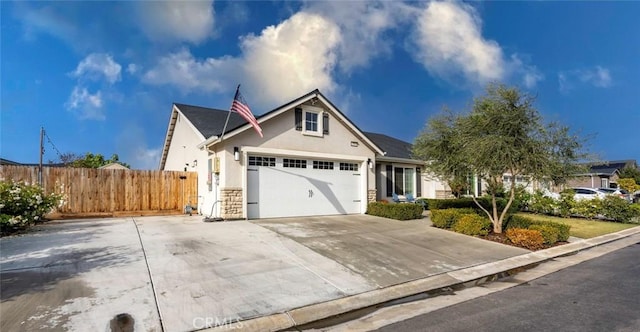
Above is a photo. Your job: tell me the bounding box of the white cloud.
[71,53,122,84]
[127,64,139,75]
[142,49,233,93]
[136,0,215,44]
[304,1,413,72]
[238,12,341,105]
[558,66,612,93]
[579,66,612,87]
[65,86,104,120]
[510,54,544,88]
[143,11,341,107]
[411,1,505,86]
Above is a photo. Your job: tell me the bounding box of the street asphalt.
[1,214,630,332]
[376,242,640,332]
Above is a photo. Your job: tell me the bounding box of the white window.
[601,178,609,188]
[303,107,323,137]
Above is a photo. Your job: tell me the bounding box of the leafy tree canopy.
[618,166,640,185]
[413,83,587,233]
[49,152,130,169]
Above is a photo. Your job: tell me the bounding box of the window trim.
[302,106,324,137]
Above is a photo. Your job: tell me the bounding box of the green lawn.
[516,213,639,239]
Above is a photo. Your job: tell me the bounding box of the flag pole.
[220,84,240,142]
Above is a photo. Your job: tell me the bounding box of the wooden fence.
[0,165,197,218]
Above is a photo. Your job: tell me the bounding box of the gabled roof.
[587,160,637,176]
[174,103,247,138]
[196,89,384,155]
[364,132,412,159]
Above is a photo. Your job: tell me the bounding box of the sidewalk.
[204,225,640,332]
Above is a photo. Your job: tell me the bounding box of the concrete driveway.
[1,214,528,332]
[254,215,529,288]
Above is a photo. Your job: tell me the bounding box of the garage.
[247,155,363,219]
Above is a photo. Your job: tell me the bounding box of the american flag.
[231,87,263,137]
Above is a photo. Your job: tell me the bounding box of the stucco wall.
[164,111,213,215]
[218,101,376,189]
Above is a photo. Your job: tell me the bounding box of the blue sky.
[1,1,638,169]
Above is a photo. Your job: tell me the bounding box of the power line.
[44,130,65,162]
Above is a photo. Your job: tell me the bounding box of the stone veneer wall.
[221,187,243,219]
[368,189,377,203]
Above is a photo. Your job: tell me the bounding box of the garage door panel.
[247,157,361,219]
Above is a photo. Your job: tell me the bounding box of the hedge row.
[527,191,640,223]
[503,215,571,242]
[431,208,492,236]
[366,202,424,220]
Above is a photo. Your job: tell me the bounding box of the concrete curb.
[202,225,640,332]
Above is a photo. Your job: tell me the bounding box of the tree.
[413,83,587,233]
[618,178,640,194]
[618,166,640,185]
[50,152,130,168]
[48,152,81,166]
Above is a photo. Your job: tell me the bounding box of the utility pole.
[39,127,44,186]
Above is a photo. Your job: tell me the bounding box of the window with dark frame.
[283,158,307,168]
[313,160,334,170]
[339,162,358,171]
[248,156,275,167]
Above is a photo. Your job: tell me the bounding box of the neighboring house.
[566,160,637,189]
[98,162,129,170]
[159,89,448,220]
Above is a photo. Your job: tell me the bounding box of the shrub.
[366,202,423,220]
[415,198,429,210]
[571,198,601,219]
[506,228,545,250]
[546,221,571,242]
[558,190,576,217]
[512,185,532,212]
[452,214,492,236]
[0,180,64,236]
[504,215,570,243]
[529,190,558,215]
[600,196,636,222]
[529,224,559,245]
[630,204,640,224]
[430,208,477,228]
[504,215,533,230]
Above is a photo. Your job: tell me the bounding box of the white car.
[570,187,607,201]
[597,188,632,203]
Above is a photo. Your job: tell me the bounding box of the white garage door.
[247,156,362,219]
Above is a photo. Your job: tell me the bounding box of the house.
[98,162,129,170]
[566,160,638,189]
[159,89,448,220]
